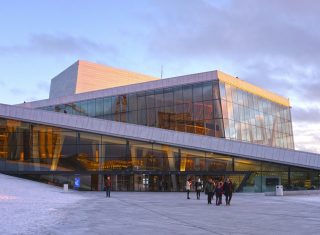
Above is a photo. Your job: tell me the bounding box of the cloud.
[143,0,320,98]
[0,34,118,57]
[293,122,320,153]
[147,0,320,65]
[292,108,320,123]
[0,80,5,87]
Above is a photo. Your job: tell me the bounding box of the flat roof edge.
[217,71,290,107]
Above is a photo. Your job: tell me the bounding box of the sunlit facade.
[0,61,318,192]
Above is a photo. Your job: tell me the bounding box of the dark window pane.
[104,97,112,115]
[121,95,127,112]
[193,102,204,121]
[95,98,104,118]
[173,86,183,105]
[183,85,192,104]
[147,108,156,127]
[80,101,88,116]
[120,112,126,122]
[213,82,220,100]
[127,111,138,124]
[203,100,213,120]
[138,109,147,125]
[155,89,164,107]
[214,119,225,137]
[137,92,146,110]
[73,102,82,115]
[213,99,222,118]
[111,96,118,114]
[146,91,155,109]
[163,88,174,106]
[203,82,213,101]
[65,103,73,114]
[88,99,95,117]
[193,84,203,102]
[183,103,193,121]
[128,94,138,111]
[204,119,214,136]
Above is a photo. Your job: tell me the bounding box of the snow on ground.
[0,174,84,235]
[1,173,320,235]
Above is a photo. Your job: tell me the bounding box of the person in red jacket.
[105,176,112,198]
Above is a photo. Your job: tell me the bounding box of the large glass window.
[219,81,294,149]
[0,117,315,192]
[39,79,293,148]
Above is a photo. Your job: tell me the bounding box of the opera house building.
[0,60,319,192]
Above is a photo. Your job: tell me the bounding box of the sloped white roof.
[1,103,319,170]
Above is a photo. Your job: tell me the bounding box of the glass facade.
[40,81,225,138]
[219,82,294,149]
[0,118,317,192]
[40,80,294,149]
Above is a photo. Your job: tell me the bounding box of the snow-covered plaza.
[1,173,320,235]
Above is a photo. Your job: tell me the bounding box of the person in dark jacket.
[223,178,233,205]
[195,178,202,200]
[215,181,223,205]
[105,176,112,198]
[204,178,215,204]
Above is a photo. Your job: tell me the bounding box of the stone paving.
[1,174,320,235]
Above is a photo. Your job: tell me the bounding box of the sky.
[0,0,319,153]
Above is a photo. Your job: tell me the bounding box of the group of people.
[186,177,233,206]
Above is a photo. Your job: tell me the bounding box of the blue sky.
[0,0,319,153]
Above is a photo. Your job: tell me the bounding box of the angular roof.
[49,60,159,98]
[20,68,289,109]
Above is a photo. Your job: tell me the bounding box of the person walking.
[223,178,233,205]
[195,178,202,200]
[105,176,112,198]
[186,178,192,199]
[204,178,215,204]
[215,181,223,205]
